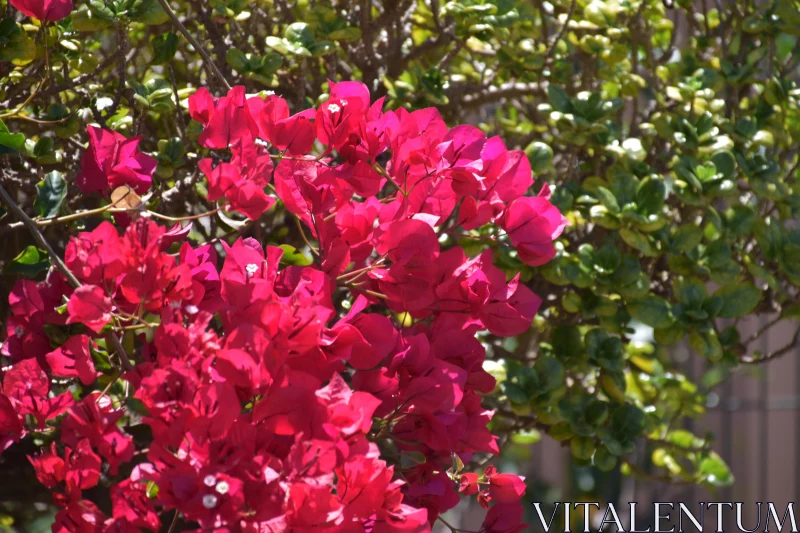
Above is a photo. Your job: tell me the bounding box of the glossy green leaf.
[152,33,179,65]
[4,246,50,277]
[34,171,67,218]
[628,295,674,329]
[714,283,761,318]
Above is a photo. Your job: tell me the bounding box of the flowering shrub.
[0,79,567,532]
[3,0,800,527]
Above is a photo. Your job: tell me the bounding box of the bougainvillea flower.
[0,394,23,452]
[484,465,527,504]
[480,502,529,533]
[76,126,157,195]
[45,335,98,385]
[66,285,113,333]
[9,0,72,21]
[501,194,569,267]
[191,86,259,149]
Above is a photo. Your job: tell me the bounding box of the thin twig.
[166,511,181,533]
[168,64,187,138]
[0,183,81,287]
[155,0,231,91]
[740,327,800,365]
[542,0,576,63]
[34,196,128,227]
[147,207,219,223]
[0,77,47,119]
[294,215,319,256]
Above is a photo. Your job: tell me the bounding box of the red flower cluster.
[1,81,567,532]
[76,126,158,196]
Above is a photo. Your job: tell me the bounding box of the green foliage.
[34,171,67,218]
[4,246,50,277]
[151,32,178,65]
[2,0,800,494]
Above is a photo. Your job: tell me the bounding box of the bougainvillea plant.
[5,0,800,527]
[0,78,567,532]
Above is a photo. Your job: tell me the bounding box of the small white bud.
[202,494,218,509]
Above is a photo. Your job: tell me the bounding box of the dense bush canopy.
[1,0,800,530]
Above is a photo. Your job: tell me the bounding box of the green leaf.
[674,277,707,308]
[609,404,646,444]
[665,429,705,449]
[711,151,736,179]
[511,429,541,445]
[284,22,316,47]
[524,141,553,174]
[620,228,656,256]
[671,225,704,252]
[32,136,54,159]
[504,382,528,404]
[585,400,609,426]
[265,36,290,55]
[714,283,761,318]
[570,436,595,460]
[278,244,313,266]
[152,32,179,65]
[72,6,115,31]
[628,295,674,329]
[551,325,584,358]
[4,246,50,277]
[547,85,572,112]
[699,452,734,486]
[594,243,621,274]
[86,0,117,21]
[595,186,620,213]
[724,205,755,236]
[146,480,160,498]
[754,217,784,261]
[534,356,565,392]
[0,119,25,152]
[226,48,249,72]
[308,40,335,56]
[132,0,169,25]
[593,446,617,471]
[328,27,361,42]
[34,171,67,218]
[689,328,723,360]
[0,18,36,65]
[636,176,666,214]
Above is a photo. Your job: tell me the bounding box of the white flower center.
[246,263,259,274]
[97,396,112,409]
[202,494,218,509]
[215,481,230,494]
[204,475,217,487]
[327,103,341,113]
